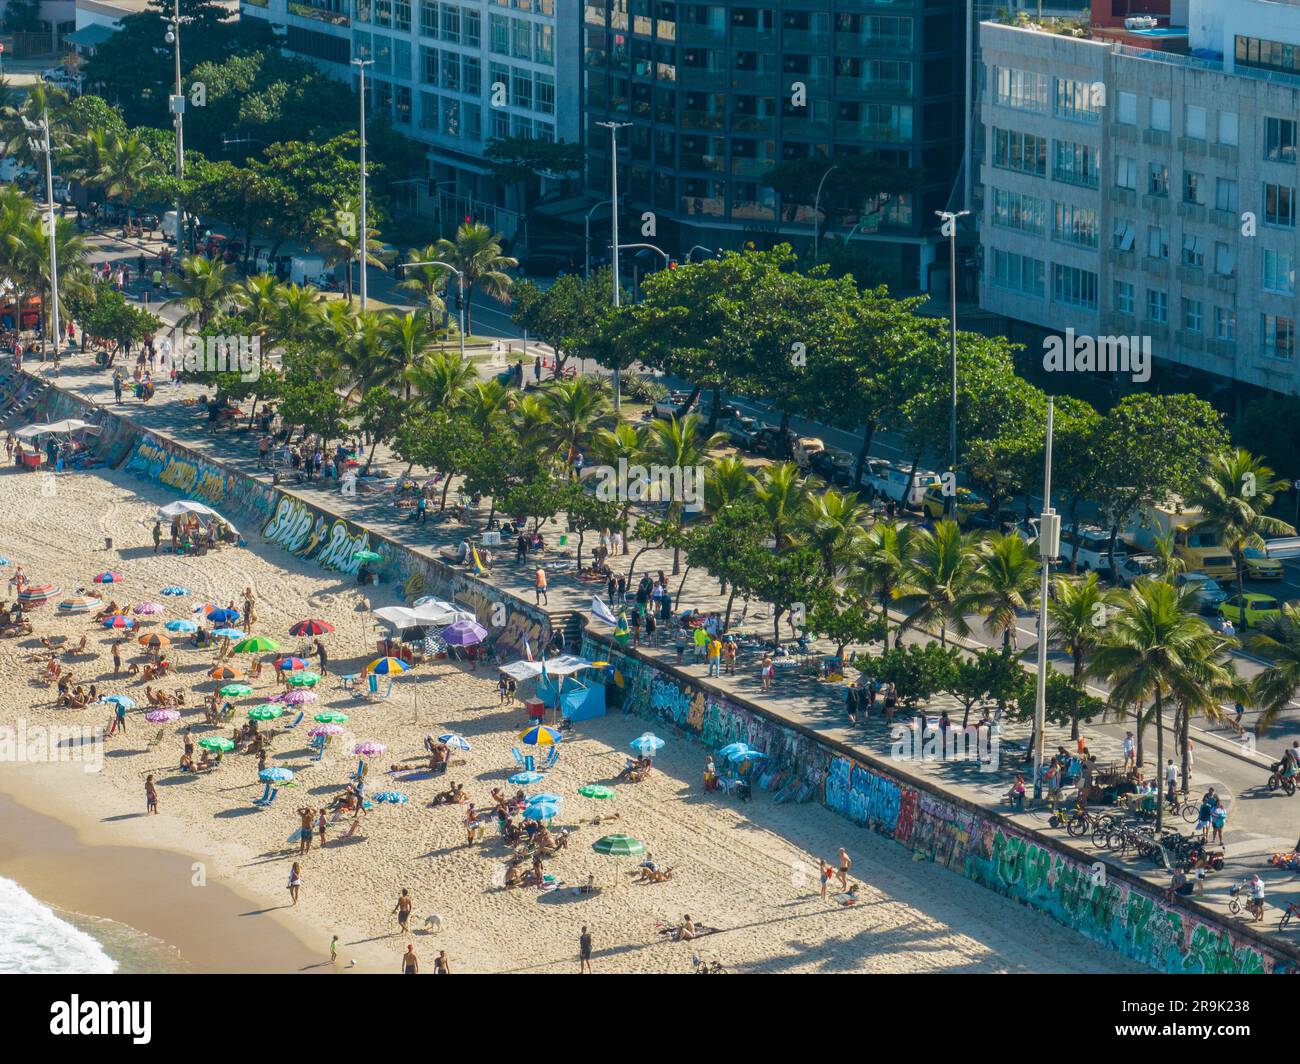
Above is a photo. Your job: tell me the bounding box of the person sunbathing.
[173,688,186,706]
[504,860,525,889]
[38,656,61,683]
[431,782,467,806]
[180,752,196,773]
[62,635,87,658]
[125,662,140,678]
[639,866,675,883]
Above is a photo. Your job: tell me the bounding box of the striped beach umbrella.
[137,633,170,649]
[259,767,294,782]
[218,683,253,697]
[19,583,60,606]
[630,732,665,754]
[274,656,310,672]
[279,690,317,705]
[132,602,166,616]
[144,709,180,723]
[101,614,136,628]
[198,736,234,752]
[57,595,100,613]
[437,733,471,751]
[366,656,409,675]
[518,724,563,747]
[289,619,334,636]
[509,770,546,785]
[285,672,320,688]
[92,571,123,584]
[308,723,344,737]
[373,791,409,804]
[160,586,190,596]
[248,704,284,721]
[233,635,279,654]
[578,784,615,800]
[165,619,197,633]
[353,740,387,757]
[208,665,243,680]
[313,711,348,723]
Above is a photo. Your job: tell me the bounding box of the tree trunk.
[676,384,700,421]
[1237,554,1248,631]
[723,586,737,630]
[675,566,691,607]
[705,385,723,434]
[576,528,585,571]
[1179,702,1191,794]
[773,607,783,646]
[626,544,653,585]
[1135,702,1146,769]
[1155,688,1165,832]
[853,422,878,490]
[363,439,379,476]
[1070,649,1083,740]
[440,473,453,512]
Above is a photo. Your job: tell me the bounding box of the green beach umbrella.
[198,736,235,752]
[218,683,253,697]
[579,784,616,800]
[248,704,285,721]
[314,711,349,724]
[285,671,321,687]
[354,550,383,563]
[233,635,280,654]
[592,834,644,856]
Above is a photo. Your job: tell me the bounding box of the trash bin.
[524,697,545,723]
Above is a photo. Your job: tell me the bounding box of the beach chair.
[146,728,164,749]
[525,753,535,772]
[253,785,278,809]
[284,710,304,730]
[308,735,326,761]
[542,746,560,770]
[511,747,527,768]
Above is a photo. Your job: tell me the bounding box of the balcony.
[680,110,725,130]
[1175,331,1206,351]
[1178,202,1207,223]
[834,32,913,54]
[287,0,349,25]
[1142,129,1171,148]
[731,114,775,133]
[1206,339,1237,359]
[1209,143,1238,164]
[835,76,912,98]
[1112,124,1137,143]
[782,117,831,137]
[1207,273,1237,294]
[1112,188,1136,207]
[1140,193,1169,213]
[731,157,775,177]
[1141,257,1170,279]
[1210,209,1236,228]
[781,29,830,51]
[680,154,726,174]
[680,67,729,88]
[1177,136,1207,156]
[678,25,726,45]
[1176,265,1204,285]
[1106,248,1134,269]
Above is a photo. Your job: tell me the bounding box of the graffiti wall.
[581,628,1289,975]
[122,436,278,526]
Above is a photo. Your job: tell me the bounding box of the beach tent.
[373,602,476,631]
[157,500,240,537]
[15,419,99,440]
[499,656,605,722]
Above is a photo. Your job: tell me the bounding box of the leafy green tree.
[511,269,612,379]
[354,386,407,475]
[807,590,886,661]
[733,547,827,646]
[433,222,517,335]
[873,642,956,709]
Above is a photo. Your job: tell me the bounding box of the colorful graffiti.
[580,628,1285,975]
[261,495,383,576]
[449,578,550,660]
[121,436,277,525]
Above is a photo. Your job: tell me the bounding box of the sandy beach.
[0,463,1144,973]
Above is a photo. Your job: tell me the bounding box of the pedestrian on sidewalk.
[1165,759,1178,808]
[112,371,123,404]
[723,637,736,676]
[1122,731,1135,773]
[534,566,548,605]
[606,572,617,607]
[707,635,722,676]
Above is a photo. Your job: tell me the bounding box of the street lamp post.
[684,244,720,263]
[166,0,184,263]
[812,164,839,262]
[1032,397,1061,803]
[584,201,605,279]
[352,58,374,312]
[935,209,970,517]
[596,119,631,410]
[22,111,59,357]
[401,259,465,361]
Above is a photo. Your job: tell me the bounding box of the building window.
[394,0,411,32]
[992,128,1047,176]
[1266,117,1298,163]
[1150,97,1170,132]
[441,50,460,90]
[1053,140,1100,188]
[1054,78,1101,123]
[1114,280,1134,315]
[1113,218,1136,251]
[992,66,1049,112]
[1239,34,1300,78]
[464,104,481,141]
[1146,289,1168,323]
[1053,202,1097,247]
[1117,91,1136,126]
[1182,298,1203,333]
[534,22,554,64]
[1185,104,1206,140]
[512,69,532,108]
[1263,314,1295,360]
[464,9,481,48]
[1052,263,1098,308]
[420,0,437,37]
[1215,306,1236,341]
[419,90,439,129]
[490,13,508,53]
[441,3,461,42]
[1216,178,1238,213]
[536,72,555,114]
[1214,242,1237,276]
[992,188,1045,233]
[395,84,412,123]
[1181,233,1204,268]
[990,248,1045,296]
[1265,182,1296,227]
[420,46,437,84]
[1218,111,1239,146]
[1183,171,1205,205]
[1147,225,1169,260]
[1149,163,1169,196]
[464,55,481,95]
[1263,248,1295,294]
[511,18,531,60]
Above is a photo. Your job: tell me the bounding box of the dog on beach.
[424,913,444,933]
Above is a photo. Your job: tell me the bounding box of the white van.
[1059,525,1127,571]
[867,463,942,509]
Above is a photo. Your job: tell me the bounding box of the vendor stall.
[499,655,607,722]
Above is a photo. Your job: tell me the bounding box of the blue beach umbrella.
[717,742,751,759]
[212,627,245,639]
[207,607,241,625]
[728,747,767,763]
[509,770,545,785]
[630,732,665,754]
[437,733,471,751]
[103,694,135,708]
[526,793,564,805]
[160,586,190,596]
[165,619,197,633]
[373,791,409,804]
[259,767,294,783]
[525,801,561,820]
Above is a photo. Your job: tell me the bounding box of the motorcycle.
[1267,760,1297,795]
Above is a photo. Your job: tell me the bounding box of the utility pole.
[935,209,969,516]
[1032,397,1061,802]
[23,111,59,357]
[812,164,839,261]
[597,120,630,410]
[167,0,184,263]
[353,58,374,312]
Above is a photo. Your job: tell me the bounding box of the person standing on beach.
[434,950,450,974]
[288,862,302,906]
[317,808,328,848]
[393,889,414,933]
[837,848,852,891]
[297,806,315,854]
[112,641,122,675]
[819,859,833,899]
[114,701,127,735]
[330,935,339,964]
[579,926,593,973]
[145,774,158,815]
[314,638,328,676]
[402,944,419,974]
[535,566,548,605]
[152,520,162,554]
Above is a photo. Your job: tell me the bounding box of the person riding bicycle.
[1284,742,1300,778]
[1244,874,1266,920]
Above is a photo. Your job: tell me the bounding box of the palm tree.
[1046,571,1112,739]
[408,348,476,411]
[751,461,808,554]
[1186,448,1294,628]
[234,274,286,346]
[850,520,916,649]
[703,455,755,515]
[316,210,386,303]
[1150,531,1185,583]
[540,376,615,470]
[970,532,1039,651]
[896,519,980,648]
[95,132,163,221]
[379,311,439,401]
[167,256,238,331]
[273,282,324,347]
[509,392,554,455]
[797,489,869,577]
[463,378,511,440]
[591,422,648,551]
[433,222,517,334]
[333,308,390,400]
[396,246,449,328]
[1249,603,1300,733]
[1089,580,1219,830]
[644,414,724,573]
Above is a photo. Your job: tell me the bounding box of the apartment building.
[979,1,1300,397]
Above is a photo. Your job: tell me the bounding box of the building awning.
[66,24,117,47]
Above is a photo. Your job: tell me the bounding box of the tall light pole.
[584,200,605,279]
[353,57,374,312]
[1031,397,1061,803]
[596,119,630,410]
[812,164,839,262]
[401,260,465,361]
[166,0,184,263]
[22,112,59,357]
[935,209,970,516]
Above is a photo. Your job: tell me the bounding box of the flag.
[613,611,630,645]
[470,545,485,575]
[590,596,617,626]
[522,637,534,662]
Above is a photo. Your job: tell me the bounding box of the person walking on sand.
[820,858,833,899]
[393,889,414,934]
[287,862,303,906]
[760,654,774,692]
[112,642,122,675]
[145,774,158,815]
[579,926,593,973]
[401,944,419,974]
[837,847,852,890]
[434,950,450,974]
[317,807,327,848]
[297,806,315,855]
[535,566,548,605]
[314,638,328,676]
[330,935,339,964]
[152,520,162,554]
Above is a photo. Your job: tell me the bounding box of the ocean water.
[0,875,191,974]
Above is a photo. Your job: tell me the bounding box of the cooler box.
[524,697,545,722]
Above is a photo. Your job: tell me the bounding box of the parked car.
[751,426,796,459]
[717,414,761,449]
[808,447,856,486]
[1176,572,1229,613]
[921,485,988,526]
[867,463,942,509]
[1114,553,1161,587]
[1243,547,1284,580]
[1057,525,1127,572]
[791,436,825,470]
[651,391,696,419]
[1219,593,1283,626]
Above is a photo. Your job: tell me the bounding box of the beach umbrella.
[212,627,245,640]
[289,619,334,636]
[165,619,197,633]
[160,586,190,596]
[218,682,253,697]
[366,656,409,675]
[373,790,409,804]
[207,607,240,625]
[144,709,180,723]
[526,792,564,806]
[233,635,278,654]
[518,724,562,747]
[509,770,546,785]
[132,602,165,616]
[137,633,170,649]
[259,767,294,783]
[285,672,320,688]
[308,723,344,737]
[630,732,665,754]
[313,711,348,723]
[437,733,471,751]
[57,596,100,613]
[441,618,488,646]
[353,549,383,563]
[525,800,562,820]
[101,614,135,628]
[198,737,234,752]
[274,656,310,672]
[208,665,243,680]
[248,704,285,721]
[280,690,318,705]
[578,784,616,800]
[0,557,9,564]
[353,741,387,757]
[727,747,767,764]
[103,695,135,708]
[92,571,124,584]
[593,834,645,857]
[19,583,60,606]
[717,742,751,759]
[194,602,217,615]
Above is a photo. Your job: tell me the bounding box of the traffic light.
[667,259,677,269]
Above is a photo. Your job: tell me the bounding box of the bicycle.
[1228,884,1265,921]
[691,953,726,975]
[1282,901,1300,930]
